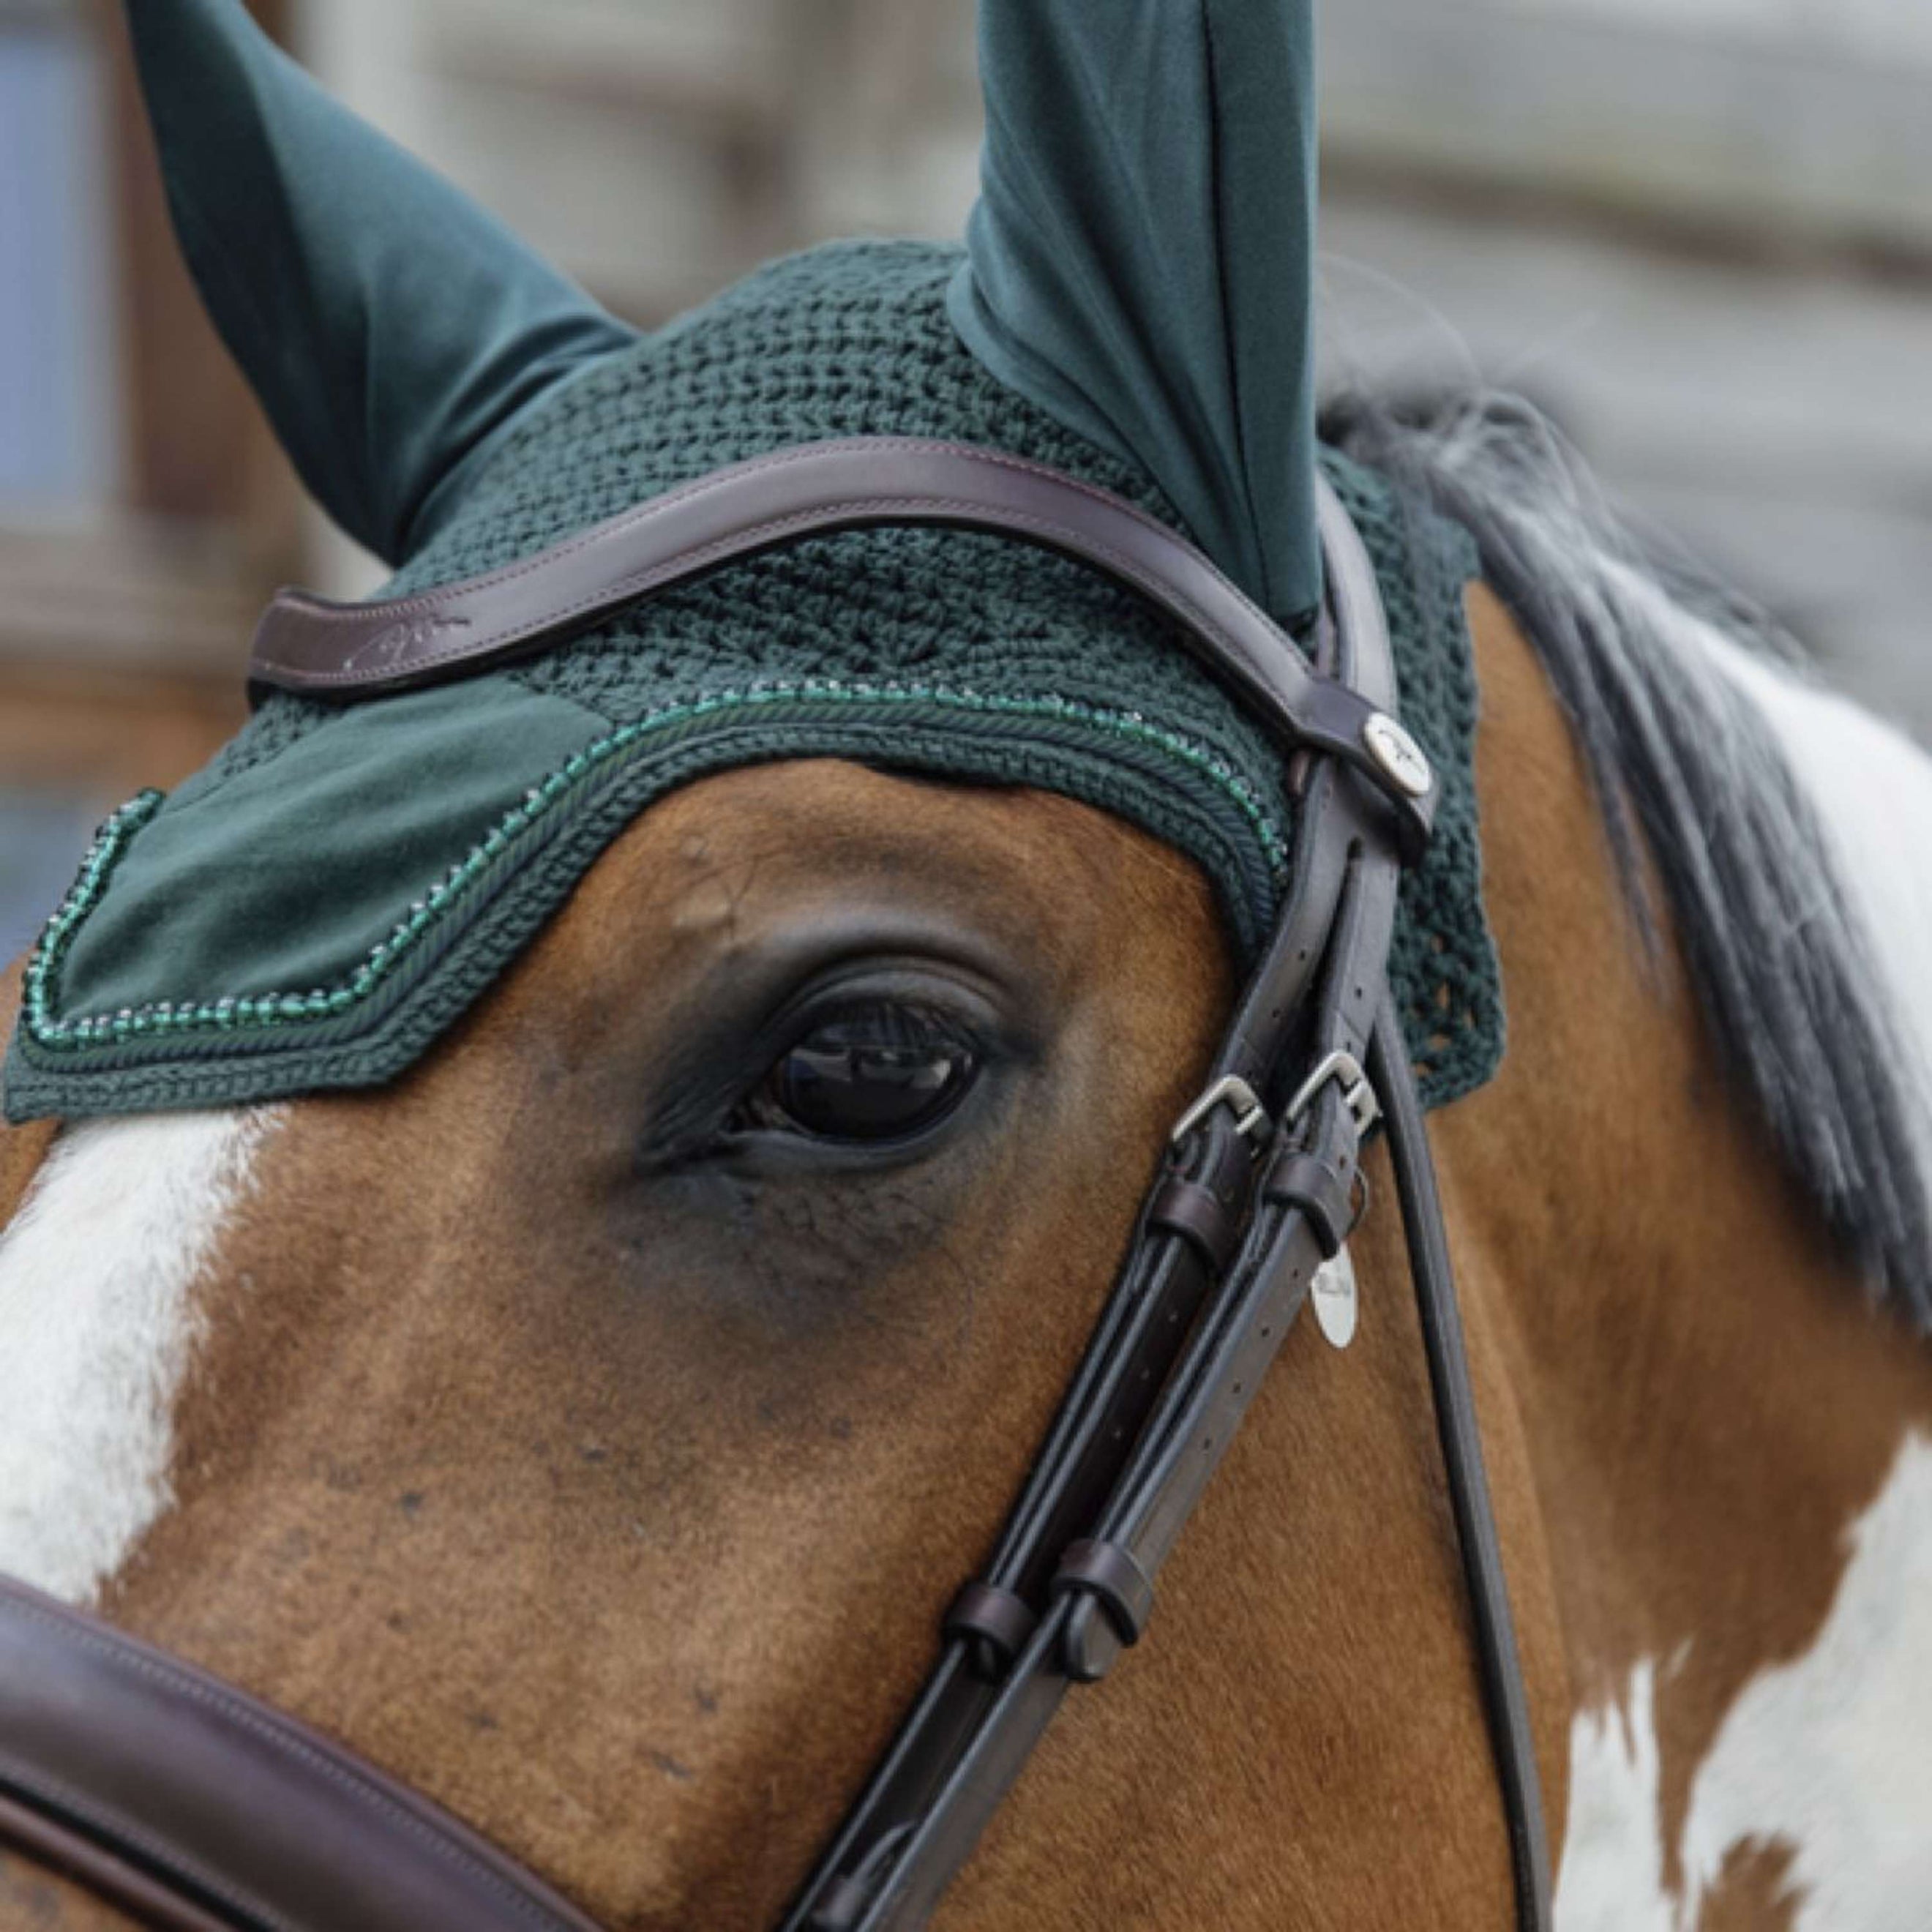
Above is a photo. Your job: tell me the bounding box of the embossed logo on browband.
[355,615,474,672]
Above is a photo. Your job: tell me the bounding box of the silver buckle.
[1284,1050,1380,1138]
[1169,1074,1270,1148]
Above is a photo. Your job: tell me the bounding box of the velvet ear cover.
[128,0,1325,621]
[954,0,1323,630]
[123,0,637,564]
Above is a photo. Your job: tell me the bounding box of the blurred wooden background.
[3,0,1930,959]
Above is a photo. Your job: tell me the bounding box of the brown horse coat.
[1,590,1927,1929]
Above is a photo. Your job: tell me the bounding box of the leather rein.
[0,439,1551,1931]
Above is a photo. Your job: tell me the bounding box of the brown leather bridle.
[0,441,1551,1931]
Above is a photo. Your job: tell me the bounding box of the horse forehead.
[553,759,1221,958]
[621,757,1194,875]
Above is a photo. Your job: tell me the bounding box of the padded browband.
[250,437,1436,855]
[0,1576,602,1932]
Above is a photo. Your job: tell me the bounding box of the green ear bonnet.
[5,244,1498,1122]
[5,0,1502,1123]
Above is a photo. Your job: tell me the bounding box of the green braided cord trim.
[22,680,1289,1057]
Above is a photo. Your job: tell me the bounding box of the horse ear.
[951,0,1322,628]
[123,0,638,564]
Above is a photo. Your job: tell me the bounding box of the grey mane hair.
[1324,392,1932,1322]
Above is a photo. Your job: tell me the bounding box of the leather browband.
[248,437,1436,859]
[0,1576,602,1932]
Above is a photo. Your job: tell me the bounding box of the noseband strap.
[0,448,1549,1931]
[0,1577,604,1932]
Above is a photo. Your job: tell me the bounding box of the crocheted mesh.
[214,244,1249,787]
[8,240,1502,1118]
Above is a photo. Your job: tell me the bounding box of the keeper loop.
[943,1582,1038,1680]
[1148,1173,1245,1276]
[1052,1539,1156,1650]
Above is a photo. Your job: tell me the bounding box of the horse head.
[4,4,1932,1930]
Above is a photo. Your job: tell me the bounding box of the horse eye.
[741,1007,979,1144]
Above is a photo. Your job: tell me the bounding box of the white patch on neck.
[1691,619,1932,1192]
[1557,1433,1932,1928]
[1554,1659,1677,1932]
[0,1109,279,1606]
[1681,1431,1932,1926]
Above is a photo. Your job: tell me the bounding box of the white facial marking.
[0,1109,280,1606]
[1557,1434,1932,1928]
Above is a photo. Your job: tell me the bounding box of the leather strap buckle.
[1284,1050,1379,1138]
[1169,1074,1270,1148]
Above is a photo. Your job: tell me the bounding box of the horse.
[7,0,1932,1918]
[3,387,1930,1928]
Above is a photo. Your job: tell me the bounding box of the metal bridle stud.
[1362,711,1434,800]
